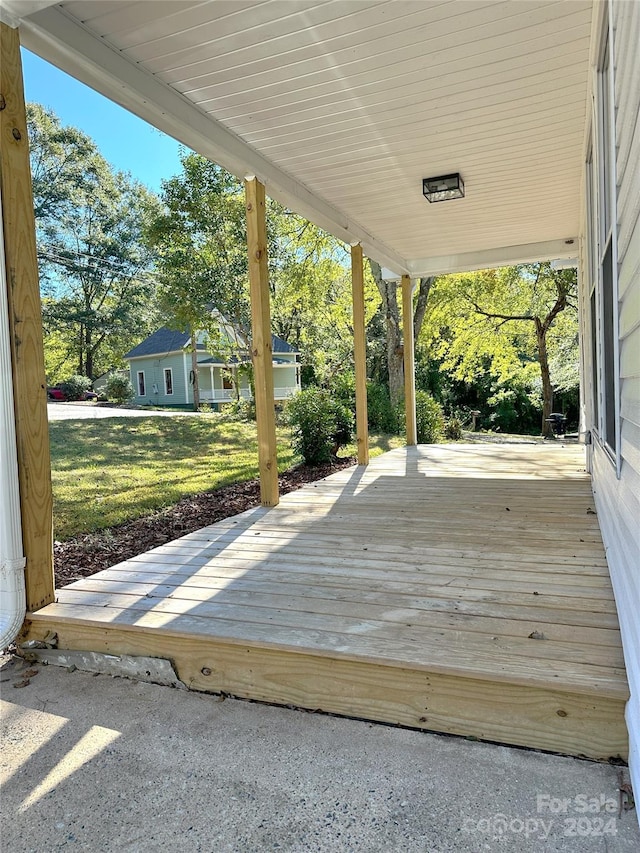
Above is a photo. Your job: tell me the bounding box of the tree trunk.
[413,277,435,342]
[369,263,435,409]
[535,318,554,438]
[78,323,84,376]
[190,331,200,411]
[369,260,404,406]
[384,282,404,409]
[85,327,93,380]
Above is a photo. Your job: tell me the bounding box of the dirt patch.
[54,457,355,587]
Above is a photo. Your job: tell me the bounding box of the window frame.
[164,367,173,396]
[137,370,146,397]
[589,4,622,475]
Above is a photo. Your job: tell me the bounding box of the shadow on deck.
[25,444,629,760]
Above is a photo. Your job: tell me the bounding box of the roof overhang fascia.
[407,238,579,278]
[18,4,409,275]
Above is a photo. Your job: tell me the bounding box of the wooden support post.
[0,22,54,610]
[245,177,279,507]
[351,244,369,465]
[402,275,417,446]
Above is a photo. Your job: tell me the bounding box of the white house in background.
[124,325,300,408]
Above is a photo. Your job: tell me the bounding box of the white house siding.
[588,0,640,798]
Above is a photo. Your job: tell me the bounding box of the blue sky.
[22,48,184,192]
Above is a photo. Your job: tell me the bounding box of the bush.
[367,381,399,433]
[330,371,356,408]
[287,387,353,465]
[220,398,255,422]
[59,374,93,401]
[105,374,134,404]
[444,417,463,440]
[414,391,445,443]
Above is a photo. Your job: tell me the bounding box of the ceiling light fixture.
[422,173,465,203]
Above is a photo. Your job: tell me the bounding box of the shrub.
[287,387,353,465]
[220,398,255,422]
[367,381,399,433]
[444,417,463,440]
[330,371,356,408]
[105,374,134,404]
[60,374,93,401]
[414,390,445,443]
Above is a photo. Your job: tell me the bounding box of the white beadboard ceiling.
[9,0,593,275]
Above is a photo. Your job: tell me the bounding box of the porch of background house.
[24,442,629,762]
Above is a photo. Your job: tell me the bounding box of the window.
[164,368,173,396]
[597,30,618,457]
[137,371,145,397]
[586,150,600,427]
[222,373,234,390]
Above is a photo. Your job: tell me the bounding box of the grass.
[49,415,403,540]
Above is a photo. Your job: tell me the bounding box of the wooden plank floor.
[26,444,629,760]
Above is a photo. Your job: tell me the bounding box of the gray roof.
[125,326,297,360]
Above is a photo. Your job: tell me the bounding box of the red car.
[47,386,98,401]
[47,386,67,401]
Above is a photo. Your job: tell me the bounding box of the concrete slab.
[1,656,637,852]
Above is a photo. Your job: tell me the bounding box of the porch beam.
[351,243,369,465]
[402,275,417,446]
[0,22,54,610]
[408,238,579,278]
[245,177,278,507]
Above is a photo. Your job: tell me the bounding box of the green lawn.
[49,416,402,540]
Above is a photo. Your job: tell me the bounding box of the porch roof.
[5,0,595,275]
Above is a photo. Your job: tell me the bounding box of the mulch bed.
[54,457,355,587]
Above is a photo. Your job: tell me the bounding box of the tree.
[147,152,380,406]
[28,104,161,381]
[368,261,435,407]
[421,263,578,436]
[27,103,100,222]
[269,208,380,385]
[146,153,249,410]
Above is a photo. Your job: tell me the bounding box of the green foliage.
[330,371,356,408]
[327,374,399,435]
[59,375,93,401]
[486,386,540,434]
[287,388,353,465]
[269,207,380,385]
[444,417,463,440]
[419,263,578,435]
[414,391,445,443]
[105,374,134,404]
[367,381,399,433]
[146,154,250,343]
[28,103,161,380]
[220,398,255,422]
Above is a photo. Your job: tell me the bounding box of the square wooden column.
[351,243,369,465]
[0,22,54,610]
[402,274,417,446]
[245,177,278,507]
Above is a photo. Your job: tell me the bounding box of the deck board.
[27,444,629,759]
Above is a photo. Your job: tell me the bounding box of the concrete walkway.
[1,657,637,852]
[47,402,204,421]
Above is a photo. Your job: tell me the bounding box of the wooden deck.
[25,444,629,760]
